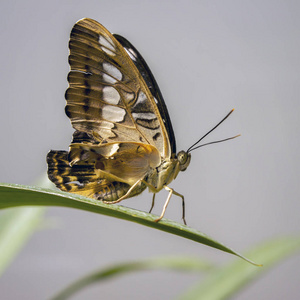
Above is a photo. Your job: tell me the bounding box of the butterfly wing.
[65,18,171,158]
[47,150,143,201]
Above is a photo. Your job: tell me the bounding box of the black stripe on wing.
[113,34,177,154]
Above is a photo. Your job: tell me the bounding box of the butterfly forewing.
[65,18,171,158]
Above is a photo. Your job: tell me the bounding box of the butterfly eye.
[177,151,191,172]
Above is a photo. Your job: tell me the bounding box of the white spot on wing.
[101,120,114,129]
[103,63,122,81]
[109,143,120,155]
[124,48,136,61]
[102,105,126,122]
[136,91,147,105]
[103,86,120,104]
[99,35,116,56]
[102,48,115,56]
[132,112,157,120]
[94,143,119,156]
[97,121,115,138]
[103,74,116,84]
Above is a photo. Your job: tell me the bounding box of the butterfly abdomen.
[95,181,131,202]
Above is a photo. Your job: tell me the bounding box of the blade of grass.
[0,207,45,276]
[0,183,259,265]
[178,236,300,300]
[51,256,215,300]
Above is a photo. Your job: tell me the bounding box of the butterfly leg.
[103,179,186,224]
[171,189,186,225]
[154,187,186,225]
[149,193,156,213]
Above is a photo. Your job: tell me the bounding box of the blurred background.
[0,1,299,299]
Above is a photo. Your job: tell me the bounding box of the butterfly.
[47,18,237,224]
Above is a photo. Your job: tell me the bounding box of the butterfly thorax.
[146,151,191,193]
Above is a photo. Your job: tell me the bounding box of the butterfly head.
[177,151,191,172]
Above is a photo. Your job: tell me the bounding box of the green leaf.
[0,206,45,276]
[51,256,215,300]
[0,183,258,265]
[178,236,300,300]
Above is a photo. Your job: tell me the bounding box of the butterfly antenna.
[187,109,237,153]
[188,134,240,152]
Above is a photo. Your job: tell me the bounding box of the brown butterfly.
[47,18,237,224]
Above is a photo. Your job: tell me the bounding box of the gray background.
[1,0,299,299]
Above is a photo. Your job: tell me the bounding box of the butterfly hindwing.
[47,150,144,202]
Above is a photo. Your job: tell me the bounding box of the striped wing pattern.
[47,150,137,201]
